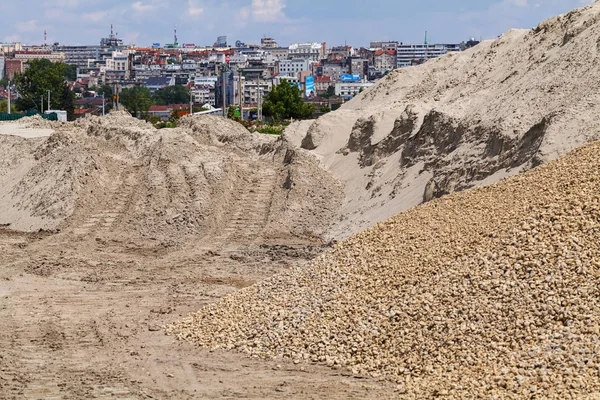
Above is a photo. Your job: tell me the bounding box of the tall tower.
[174,25,178,45]
[424,31,429,61]
[44,30,47,46]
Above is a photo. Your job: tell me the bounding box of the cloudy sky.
[1,0,595,48]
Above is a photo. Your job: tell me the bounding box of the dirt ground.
[0,222,396,399]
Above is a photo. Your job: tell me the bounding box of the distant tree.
[0,77,9,88]
[119,86,153,118]
[262,79,313,121]
[319,86,336,99]
[0,100,17,113]
[14,59,74,113]
[97,84,113,99]
[58,82,75,120]
[331,103,341,111]
[153,85,189,105]
[64,64,78,81]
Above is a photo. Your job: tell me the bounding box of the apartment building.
[14,51,65,63]
[105,51,129,72]
[335,81,375,98]
[396,43,460,67]
[374,49,396,70]
[0,42,23,54]
[0,56,4,79]
[4,59,23,79]
[370,41,399,51]
[277,58,311,78]
[267,47,290,61]
[242,80,272,106]
[54,45,102,68]
[288,42,324,62]
[260,37,278,48]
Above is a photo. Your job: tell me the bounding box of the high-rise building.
[53,44,101,68]
[0,56,5,79]
[216,36,228,48]
[396,43,460,68]
[261,37,278,48]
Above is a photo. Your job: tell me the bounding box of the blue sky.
[1,0,594,48]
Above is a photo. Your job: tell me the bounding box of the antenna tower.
[424,31,429,61]
[174,25,178,45]
[44,30,47,46]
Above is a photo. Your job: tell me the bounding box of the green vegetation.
[97,84,113,99]
[0,100,17,114]
[319,86,336,98]
[262,79,313,121]
[153,85,190,105]
[64,64,78,81]
[14,59,75,119]
[256,125,283,135]
[0,77,9,88]
[119,86,153,118]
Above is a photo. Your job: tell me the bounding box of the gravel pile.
[169,140,600,398]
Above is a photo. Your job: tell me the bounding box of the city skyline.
[1,0,595,48]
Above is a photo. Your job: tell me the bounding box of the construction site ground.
[0,228,396,399]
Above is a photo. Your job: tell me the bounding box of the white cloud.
[188,0,204,16]
[83,11,109,23]
[251,0,287,22]
[132,1,159,13]
[15,20,40,33]
[238,0,288,24]
[54,0,81,7]
[4,35,21,43]
[504,0,528,6]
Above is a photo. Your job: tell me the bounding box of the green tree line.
[6,59,75,120]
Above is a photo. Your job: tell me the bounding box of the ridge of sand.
[284,1,600,240]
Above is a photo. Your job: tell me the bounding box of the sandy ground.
[0,123,54,139]
[0,228,398,399]
[0,115,391,398]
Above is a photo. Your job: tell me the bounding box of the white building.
[105,51,129,71]
[0,56,4,79]
[396,43,460,68]
[242,80,272,106]
[53,45,101,68]
[277,58,311,78]
[194,76,219,87]
[288,42,323,62]
[0,42,23,53]
[335,81,375,98]
[191,86,216,106]
[14,51,65,63]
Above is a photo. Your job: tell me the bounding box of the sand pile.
[288,1,600,239]
[169,139,600,398]
[0,112,342,243]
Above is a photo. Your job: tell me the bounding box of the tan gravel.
[169,139,600,398]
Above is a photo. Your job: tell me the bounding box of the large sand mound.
[0,112,343,244]
[169,136,600,399]
[288,1,600,239]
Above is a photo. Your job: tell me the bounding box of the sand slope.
[286,1,600,239]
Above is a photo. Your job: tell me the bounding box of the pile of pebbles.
[169,141,600,398]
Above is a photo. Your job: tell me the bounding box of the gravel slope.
[169,139,600,399]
